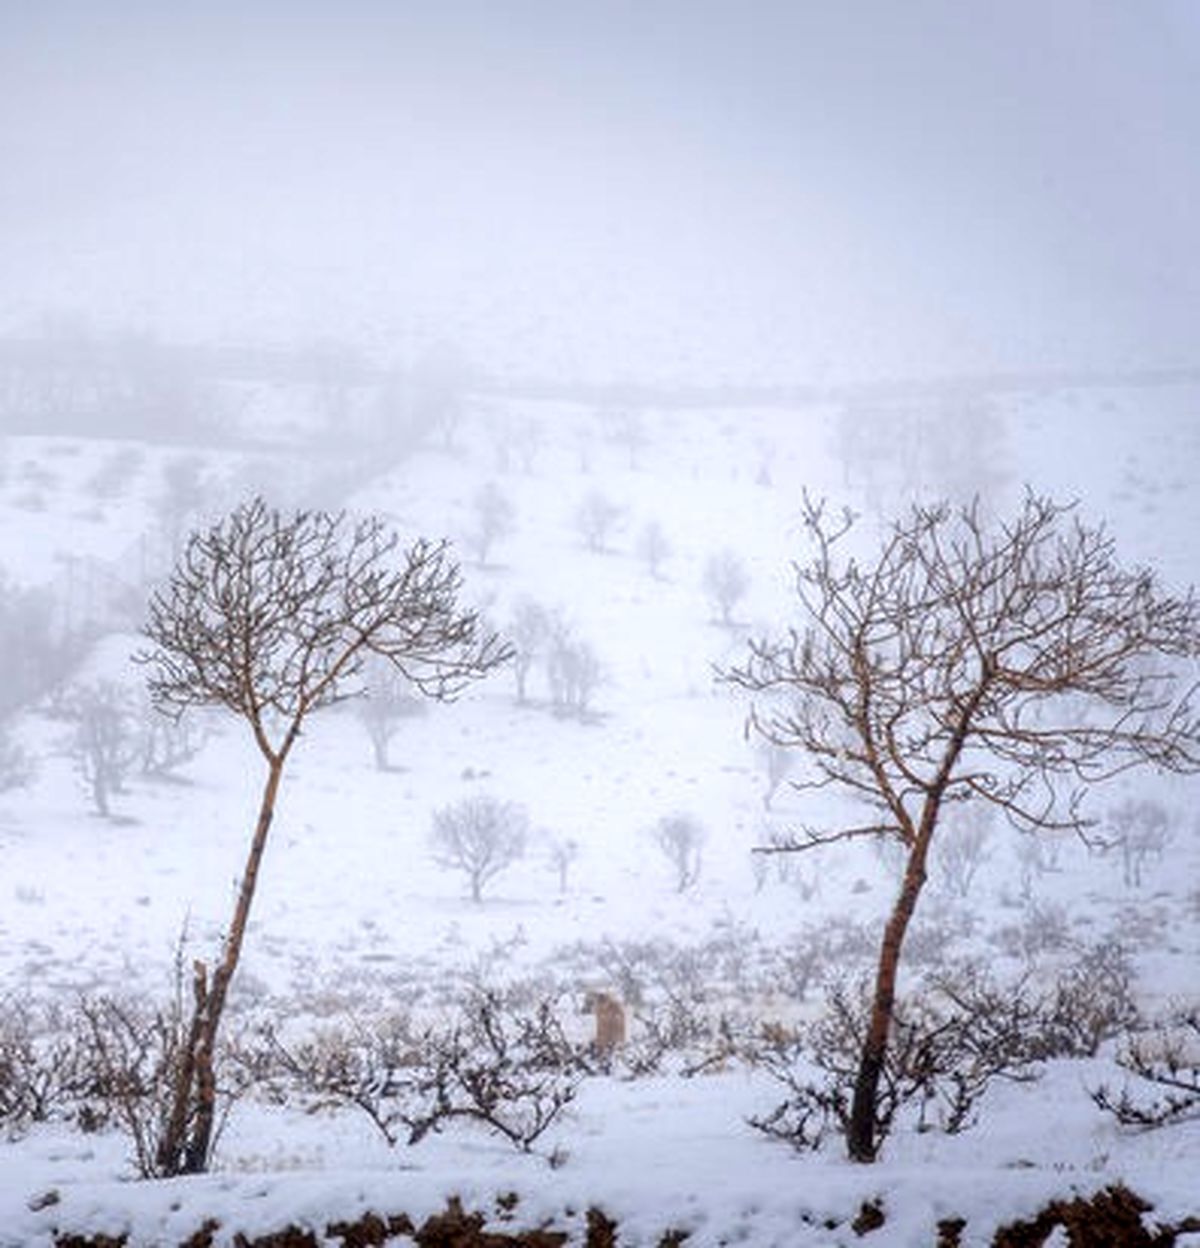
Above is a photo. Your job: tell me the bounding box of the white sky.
[2,1,1198,383]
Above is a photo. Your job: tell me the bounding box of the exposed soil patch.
[48,1186,1200,1248]
[991,1184,1200,1247]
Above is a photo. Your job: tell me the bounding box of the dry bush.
[1091,1008,1200,1129]
[265,986,587,1154]
[746,945,1139,1151]
[0,996,91,1136]
[76,992,254,1178]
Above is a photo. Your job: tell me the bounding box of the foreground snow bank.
[3,1066,1198,1247]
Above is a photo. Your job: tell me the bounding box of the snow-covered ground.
[0,384,1197,1245]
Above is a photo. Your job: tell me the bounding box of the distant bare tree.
[702,548,750,626]
[136,691,212,780]
[548,837,580,894]
[465,481,517,566]
[430,794,529,903]
[156,455,211,559]
[138,497,511,1175]
[353,653,427,771]
[62,681,141,818]
[636,520,671,580]
[0,574,74,715]
[574,489,623,553]
[604,407,649,470]
[722,492,1200,1162]
[932,805,993,899]
[757,737,796,810]
[508,597,550,706]
[0,723,35,792]
[651,812,706,893]
[1104,797,1172,888]
[546,619,603,720]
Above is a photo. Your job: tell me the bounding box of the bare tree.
[603,406,649,470]
[547,837,580,895]
[430,794,529,903]
[0,723,35,792]
[508,597,550,706]
[573,489,623,553]
[136,689,212,780]
[1103,796,1172,888]
[465,481,517,566]
[702,548,750,626]
[651,812,706,893]
[932,805,993,899]
[353,653,426,771]
[545,618,603,720]
[721,492,1200,1162]
[155,455,211,560]
[636,520,671,581]
[757,737,796,810]
[62,681,141,818]
[137,497,510,1175]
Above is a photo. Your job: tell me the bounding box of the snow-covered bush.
[747,947,1140,1154]
[264,986,586,1153]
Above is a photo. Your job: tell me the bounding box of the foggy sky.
[2,1,1198,384]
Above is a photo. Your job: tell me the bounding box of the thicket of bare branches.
[1091,1009,1200,1129]
[263,986,586,1154]
[747,946,1138,1152]
[722,491,1200,1161]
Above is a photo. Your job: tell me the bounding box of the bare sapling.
[138,497,511,1174]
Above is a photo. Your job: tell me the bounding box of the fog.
[2,1,1198,384]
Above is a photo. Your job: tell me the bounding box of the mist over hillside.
[2,2,1199,385]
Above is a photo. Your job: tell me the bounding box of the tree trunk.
[370,729,390,771]
[92,770,109,817]
[845,829,933,1162]
[165,755,285,1174]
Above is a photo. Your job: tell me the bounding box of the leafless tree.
[0,723,35,792]
[702,548,750,626]
[932,804,993,899]
[62,681,141,818]
[136,689,212,780]
[155,454,211,559]
[573,489,623,553]
[636,519,671,581]
[353,653,427,771]
[465,481,517,566]
[757,737,796,810]
[137,497,510,1175]
[508,597,550,706]
[603,406,649,470]
[548,837,580,894]
[430,794,529,903]
[0,573,75,715]
[651,812,707,893]
[721,492,1200,1162]
[545,619,603,720]
[1103,796,1172,888]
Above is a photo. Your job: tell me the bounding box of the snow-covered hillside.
[0,385,1197,1245]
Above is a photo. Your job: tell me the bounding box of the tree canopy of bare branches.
[721,491,1200,1162]
[137,496,511,1174]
